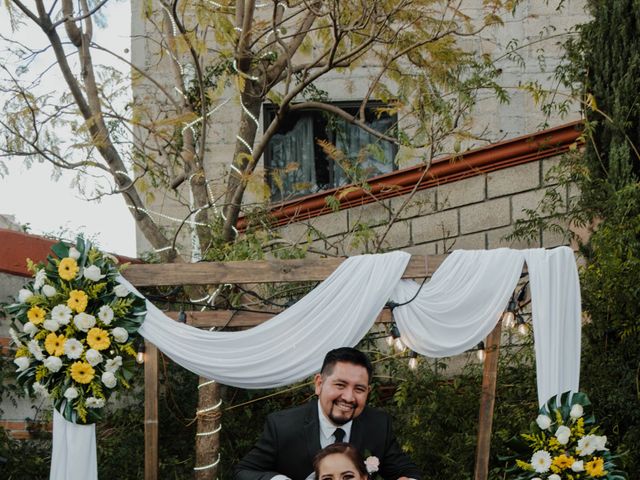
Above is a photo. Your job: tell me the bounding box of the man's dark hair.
[320,347,373,382]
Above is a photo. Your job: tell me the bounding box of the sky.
[0,1,136,256]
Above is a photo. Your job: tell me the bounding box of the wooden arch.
[124,253,503,480]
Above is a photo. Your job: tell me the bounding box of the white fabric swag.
[51,247,581,480]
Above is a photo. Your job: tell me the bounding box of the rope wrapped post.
[144,341,159,480]
[194,378,221,480]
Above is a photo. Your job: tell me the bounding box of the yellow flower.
[67,290,88,313]
[44,333,66,356]
[27,306,46,325]
[70,361,95,384]
[552,454,574,471]
[15,346,29,357]
[58,257,79,281]
[585,457,606,477]
[87,327,110,351]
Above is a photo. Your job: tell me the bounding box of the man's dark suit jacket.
[234,399,422,480]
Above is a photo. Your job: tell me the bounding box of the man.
[234,347,422,480]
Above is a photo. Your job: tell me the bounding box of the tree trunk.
[194,379,221,480]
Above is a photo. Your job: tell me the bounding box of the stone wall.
[277,154,571,255]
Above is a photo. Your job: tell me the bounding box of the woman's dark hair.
[313,443,368,478]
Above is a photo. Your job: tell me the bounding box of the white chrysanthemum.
[548,474,561,480]
[571,460,584,472]
[63,387,79,400]
[64,338,84,359]
[14,356,30,372]
[43,319,60,332]
[531,450,552,473]
[111,327,129,343]
[86,397,105,409]
[51,305,73,325]
[577,435,597,456]
[68,247,81,260]
[594,435,608,451]
[43,356,63,372]
[85,349,103,366]
[570,403,584,419]
[102,371,117,388]
[27,340,44,361]
[83,265,105,282]
[34,269,47,290]
[555,425,571,445]
[42,285,57,297]
[33,382,49,398]
[98,305,114,325]
[73,312,96,332]
[18,288,34,303]
[113,284,129,297]
[104,356,122,372]
[536,414,552,430]
[23,321,38,337]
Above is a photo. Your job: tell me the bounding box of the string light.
[502,297,517,328]
[193,454,220,471]
[408,351,418,370]
[516,314,528,336]
[386,323,400,347]
[476,341,486,361]
[136,341,146,364]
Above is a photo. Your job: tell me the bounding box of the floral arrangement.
[6,237,146,424]
[502,391,627,480]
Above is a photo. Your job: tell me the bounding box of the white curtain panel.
[50,247,581,479]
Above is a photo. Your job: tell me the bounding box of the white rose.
[85,349,103,366]
[23,321,38,337]
[73,312,96,332]
[14,356,30,372]
[18,288,34,303]
[44,355,63,372]
[113,284,129,297]
[571,460,584,472]
[64,387,79,400]
[43,319,60,332]
[555,425,571,445]
[105,356,122,372]
[536,414,552,430]
[83,265,105,282]
[548,475,561,480]
[33,382,49,398]
[42,285,57,297]
[51,305,73,325]
[64,338,84,359]
[111,327,129,343]
[98,305,114,325]
[570,403,584,419]
[86,397,105,408]
[34,269,47,289]
[68,246,81,259]
[27,340,44,361]
[102,371,117,388]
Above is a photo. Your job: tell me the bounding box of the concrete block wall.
[277,154,571,255]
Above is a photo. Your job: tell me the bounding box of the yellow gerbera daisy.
[70,361,95,384]
[552,454,574,470]
[87,327,111,351]
[44,333,66,356]
[67,290,88,313]
[58,257,79,281]
[27,306,46,325]
[585,457,606,477]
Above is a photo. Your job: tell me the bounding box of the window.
[264,102,397,202]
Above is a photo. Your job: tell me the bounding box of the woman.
[313,443,371,480]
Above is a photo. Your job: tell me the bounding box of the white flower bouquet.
[6,237,146,424]
[502,391,627,479]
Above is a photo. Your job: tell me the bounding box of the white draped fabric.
[50,409,97,480]
[50,247,581,479]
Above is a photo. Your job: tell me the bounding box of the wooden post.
[474,320,502,480]
[194,379,221,480]
[144,341,159,480]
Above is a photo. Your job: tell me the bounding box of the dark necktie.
[333,427,346,443]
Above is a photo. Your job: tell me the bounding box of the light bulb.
[476,348,486,361]
[395,337,406,352]
[386,335,394,347]
[502,311,516,328]
[517,322,528,336]
[408,357,418,370]
[136,350,145,364]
